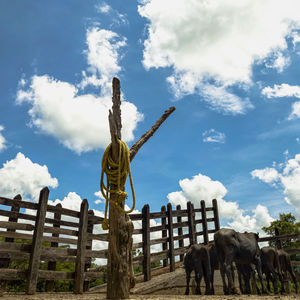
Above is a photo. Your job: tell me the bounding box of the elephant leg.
[185,268,191,295]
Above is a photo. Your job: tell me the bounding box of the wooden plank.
[27,187,49,295]
[167,203,175,272]
[88,233,108,242]
[38,270,75,280]
[174,233,190,241]
[0,250,29,260]
[0,230,33,241]
[74,199,89,294]
[173,221,189,229]
[84,209,94,292]
[149,212,165,219]
[42,235,77,245]
[187,201,196,245]
[133,228,143,235]
[45,203,61,292]
[161,205,168,268]
[149,224,166,232]
[212,199,220,231]
[258,233,300,243]
[142,204,151,281]
[149,236,168,246]
[172,209,188,217]
[201,200,209,244]
[87,214,104,225]
[176,205,184,261]
[174,247,188,256]
[132,242,143,250]
[0,269,27,280]
[41,246,77,257]
[0,196,37,211]
[46,203,80,219]
[0,221,34,231]
[43,225,78,237]
[150,251,168,262]
[0,241,31,252]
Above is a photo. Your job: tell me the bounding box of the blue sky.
[1,0,300,235]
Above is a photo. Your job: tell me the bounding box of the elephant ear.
[255,233,259,240]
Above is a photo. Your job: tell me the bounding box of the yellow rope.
[100,139,136,230]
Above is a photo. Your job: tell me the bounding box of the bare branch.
[130,106,175,161]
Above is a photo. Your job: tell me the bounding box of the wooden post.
[104,78,175,299]
[27,187,49,295]
[45,203,62,292]
[0,194,22,294]
[161,205,168,267]
[176,205,184,261]
[212,199,220,231]
[167,203,175,272]
[187,201,195,245]
[275,227,282,250]
[142,204,151,281]
[201,200,209,244]
[84,210,94,292]
[74,199,89,294]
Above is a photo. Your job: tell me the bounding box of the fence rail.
[0,187,299,294]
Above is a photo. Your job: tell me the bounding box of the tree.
[262,213,300,250]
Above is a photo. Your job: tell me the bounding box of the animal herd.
[184,228,298,295]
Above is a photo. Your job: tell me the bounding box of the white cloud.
[289,101,300,119]
[17,28,143,154]
[96,3,111,14]
[251,167,280,184]
[95,3,128,26]
[251,153,300,216]
[296,137,300,144]
[94,191,104,204]
[0,125,6,151]
[261,83,300,98]
[79,28,127,95]
[0,152,58,201]
[203,129,226,144]
[139,0,300,114]
[167,173,273,234]
[265,52,291,73]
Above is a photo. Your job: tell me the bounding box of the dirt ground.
[0,292,300,300]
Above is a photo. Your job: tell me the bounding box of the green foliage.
[262,213,300,249]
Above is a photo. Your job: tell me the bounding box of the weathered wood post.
[187,201,196,245]
[104,78,175,299]
[275,227,282,250]
[74,199,89,294]
[142,204,151,281]
[27,187,49,295]
[83,209,94,292]
[176,205,184,261]
[45,203,62,292]
[212,199,220,231]
[167,203,175,272]
[161,205,168,267]
[0,194,22,294]
[200,200,209,244]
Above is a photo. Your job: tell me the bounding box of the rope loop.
[100,140,136,230]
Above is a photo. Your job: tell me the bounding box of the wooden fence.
[0,187,220,294]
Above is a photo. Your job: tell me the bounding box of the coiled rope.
[100,139,136,230]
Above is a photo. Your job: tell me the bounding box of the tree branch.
[130,106,176,161]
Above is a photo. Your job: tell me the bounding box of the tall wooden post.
[142,204,151,281]
[105,78,175,299]
[161,206,168,267]
[187,201,196,245]
[176,205,184,261]
[167,203,175,272]
[27,187,49,295]
[201,200,209,244]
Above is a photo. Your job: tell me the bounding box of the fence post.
[176,205,184,261]
[275,227,282,250]
[142,204,151,281]
[45,203,62,292]
[84,210,94,292]
[0,194,22,294]
[212,199,220,231]
[167,203,175,272]
[74,199,89,294]
[201,200,209,244]
[27,187,49,295]
[187,202,195,245]
[161,205,168,267]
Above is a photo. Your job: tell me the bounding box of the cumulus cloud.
[265,52,291,73]
[95,2,128,27]
[167,173,273,234]
[251,153,300,216]
[0,152,58,201]
[17,28,143,154]
[139,0,300,114]
[251,167,280,184]
[289,101,300,119]
[261,83,300,99]
[0,125,6,151]
[202,129,226,144]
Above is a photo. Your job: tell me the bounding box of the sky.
[1,0,300,242]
